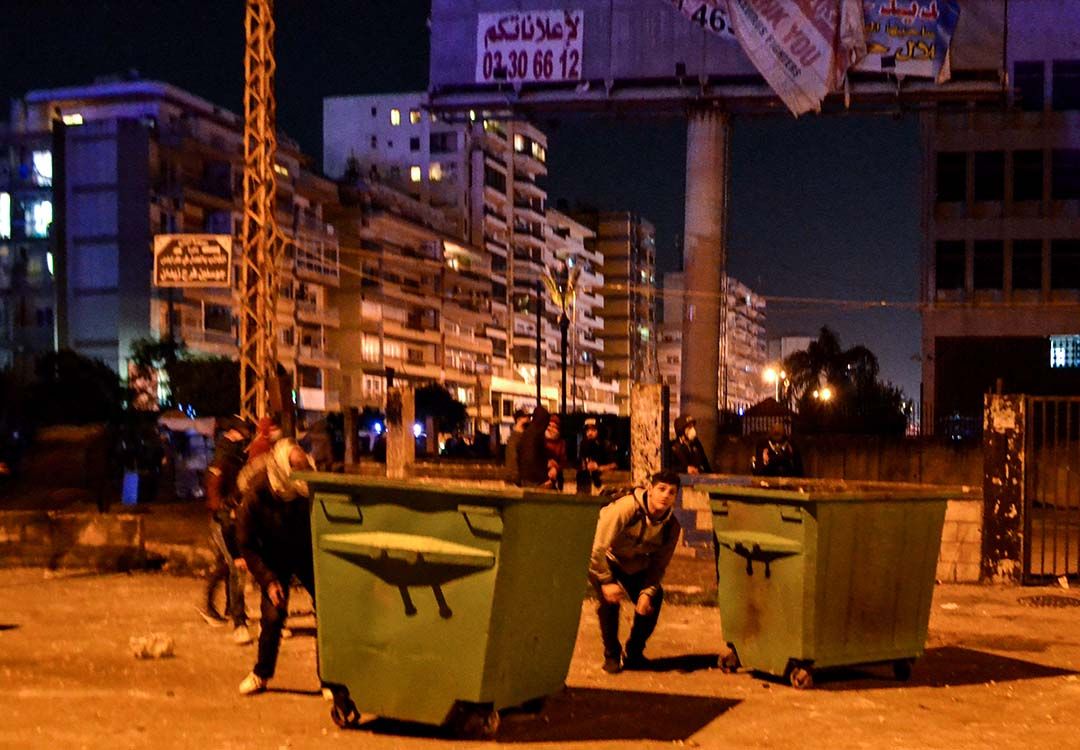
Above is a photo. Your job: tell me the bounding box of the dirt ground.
[2,569,1079,750]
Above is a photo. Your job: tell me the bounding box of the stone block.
[945,499,983,524]
[938,540,961,564]
[679,487,710,511]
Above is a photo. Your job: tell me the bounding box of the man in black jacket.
[670,415,712,475]
[236,438,316,696]
[517,405,554,487]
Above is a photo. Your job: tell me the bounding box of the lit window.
[429,163,443,182]
[25,199,53,238]
[273,163,289,177]
[409,165,422,183]
[46,252,55,276]
[32,150,52,186]
[0,192,10,239]
[531,142,546,163]
[1050,335,1080,368]
[514,134,525,152]
[430,112,437,123]
[61,113,84,126]
[468,110,477,122]
[390,108,401,126]
[409,109,421,124]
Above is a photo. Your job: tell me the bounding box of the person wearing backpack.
[587,470,682,674]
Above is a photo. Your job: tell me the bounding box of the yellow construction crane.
[239,0,281,422]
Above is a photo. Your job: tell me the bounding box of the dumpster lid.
[294,472,611,507]
[321,531,496,568]
[697,476,976,503]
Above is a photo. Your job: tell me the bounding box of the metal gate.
[1025,397,1080,582]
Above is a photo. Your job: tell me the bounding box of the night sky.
[1,1,921,398]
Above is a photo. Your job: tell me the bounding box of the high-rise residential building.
[660,272,768,417]
[10,79,341,417]
[327,180,498,431]
[0,122,56,370]
[546,209,618,415]
[920,0,1080,430]
[576,211,658,415]
[324,92,617,432]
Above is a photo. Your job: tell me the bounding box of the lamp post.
[763,365,787,402]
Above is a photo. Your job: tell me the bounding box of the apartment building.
[546,209,618,415]
[920,0,1080,427]
[328,180,497,430]
[0,123,55,370]
[324,92,618,431]
[576,211,658,415]
[660,272,768,417]
[11,79,341,416]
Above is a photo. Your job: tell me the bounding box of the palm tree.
[783,326,880,403]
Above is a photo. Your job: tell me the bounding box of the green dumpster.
[300,474,606,733]
[702,477,971,688]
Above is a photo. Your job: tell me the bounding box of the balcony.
[383,319,441,344]
[297,345,340,369]
[296,298,340,327]
[445,331,494,355]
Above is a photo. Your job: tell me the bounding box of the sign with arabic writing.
[662,0,736,40]
[727,0,867,116]
[153,234,232,288]
[476,10,584,83]
[855,0,959,80]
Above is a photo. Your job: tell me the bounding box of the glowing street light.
[813,386,833,402]
[762,366,786,400]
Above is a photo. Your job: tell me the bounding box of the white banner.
[476,10,584,84]
[727,0,866,115]
[662,0,737,40]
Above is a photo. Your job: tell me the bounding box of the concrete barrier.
[0,511,145,570]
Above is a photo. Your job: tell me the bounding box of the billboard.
[153,234,232,288]
[429,0,1005,114]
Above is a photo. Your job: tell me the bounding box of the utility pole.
[239,0,282,422]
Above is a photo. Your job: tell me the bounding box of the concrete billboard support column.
[386,384,415,480]
[631,383,665,486]
[680,110,730,462]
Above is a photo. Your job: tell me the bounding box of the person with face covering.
[752,421,803,478]
[517,405,552,488]
[235,438,316,696]
[670,415,712,475]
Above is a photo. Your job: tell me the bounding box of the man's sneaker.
[622,651,650,671]
[196,607,226,627]
[602,655,623,674]
[238,672,267,696]
[232,624,253,645]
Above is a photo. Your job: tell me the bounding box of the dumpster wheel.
[447,701,500,739]
[329,688,361,729]
[786,663,814,690]
[720,644,741,673]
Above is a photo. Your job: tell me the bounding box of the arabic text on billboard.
[856,0,960,80]
[476,10,584,84]
[153,234,232,288]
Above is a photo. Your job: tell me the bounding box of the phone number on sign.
[479,47,581,82]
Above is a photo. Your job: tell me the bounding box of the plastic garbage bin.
[301,474,606,734]
[702,477,971,688]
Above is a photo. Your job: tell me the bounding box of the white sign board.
[153,234,232,288]
[476,10,584,83]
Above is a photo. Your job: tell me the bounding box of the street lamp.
[762,366,786,401]
[812,386,833,402]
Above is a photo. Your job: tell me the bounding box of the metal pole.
[535,278,542,407]
[560,310,569,417]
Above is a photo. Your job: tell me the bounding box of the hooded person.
[752,421,803,477]
[516,405,552,487]
[235,438,317,696]
[670,415,711,475]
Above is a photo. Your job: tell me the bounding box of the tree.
[166,357,240,417]
[783,327,907,435]
[30,349,127,426]
[415,383,468,433]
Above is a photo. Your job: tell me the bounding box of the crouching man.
[588,470,682,673]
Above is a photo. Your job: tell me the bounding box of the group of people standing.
[199,415,319,696]
[504,406,617,493]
